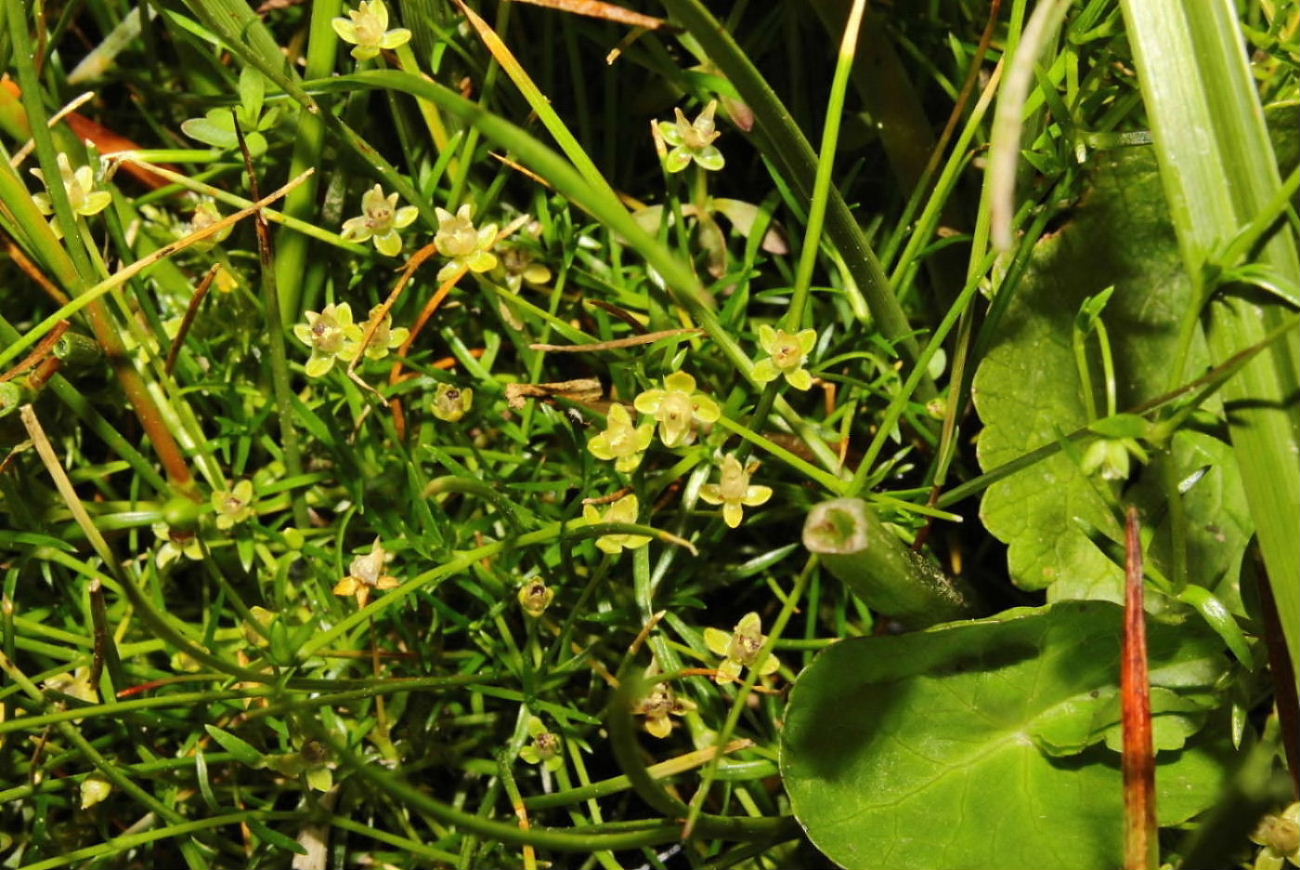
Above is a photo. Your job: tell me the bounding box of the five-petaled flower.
[635,682,696,738]
[582,494,650,555]
[435,204,499,282]
[353,304,410,362]
[699,454,772,528]
[753,325,817,390]
[587,404,654,473]
[517,578,555,618]
[294,302,362,377]
[153,522,204,568]
[703,612,780,684]
[332,0,411,61]
[341,185,419,256]
[633,372,720,448]
[658,100,724,173]
[212,480,255,531]
[1251,802,1300,870]
[430,382,474,422]
[333,538,400,606]
[32,152,112,238]
[519,716,564,770]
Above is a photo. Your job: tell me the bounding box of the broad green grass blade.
[1119,0,1300,683]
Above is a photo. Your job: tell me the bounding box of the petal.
[374,230,403,256]
[798,328,818,353]
[587,433,614,460]
[393,205,419,228]
[664,147,691,173]
[456,203,474,221]
[757,323,777,354]
[626,534,651,550]
[234,480,254,500]
[340,216,369,239]
[595,536,623,555]
[31,193,52,215]
[435,206,454,225]
[703,627,732,657]
[467,251,498,273]
[523,264,551,284]
[377,575,401,590]
[582,504,601,524]
[658,421,686,448]
[545,755,565,771]
[333,577,358,596]
[293,324,313,345]
[658,121,683,145]
[305,354,335,378]
[635,424,655,450]
[694,146,725,172]
[715,659,742,684]
[723,502,743,528]
[699,484,723,505]
[380,28,411,49]
[663,371,696,393]
[477,225,499,247]
[785,368,813,391]
[614,453,642,473]
[80,191,112,216]
[757,653,781,676]
[519,746,541,764]
[387,327,410,347]
[370,0,389,30]
[691,395,720,423]
[742,485,773,507]
[351,44,380,61]
[306,766,334,792]
[633,390,663,414]
[644,715,671,739]
[331,17,358,42]
[607,404,631,426]
[74,165,95,191]
[752,359,778,384]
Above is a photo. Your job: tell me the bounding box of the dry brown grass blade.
[530,327,701,352]
[505,0,674,31]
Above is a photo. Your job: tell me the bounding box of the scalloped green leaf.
[781,602,1234,870]
[972,149,1251,602]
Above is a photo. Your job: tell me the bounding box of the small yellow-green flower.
[333,538,400,607]
[435,204,498,281]
[519,716,564,770]
[31,152,112,238]
[242,606,278,647]
[331,0,411,61]
[587,404,654,472]
[582,494,651,555]
[1081,437,1148,483]
[753,325,817,390]
[80,776,113,809]
[44,666,98,704]
[1251,802,1300,870]
[498,245,552,294]
[293,302,363,377]
[341,185,419,256]
[353,304,410,362]
[699,454,772,528]
[153,521,204,568]
[265,740,336,792]
[633,371,720,448]
[517,578,555,618]
[187,198,231,250]
[635,682,696,738]
[212,480,255,531]
[703,612,780,684]
[430,382,473,422]
[658,100,724,173]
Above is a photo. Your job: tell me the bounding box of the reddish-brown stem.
[165,264,220,377]
[1122,506,1157,870]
